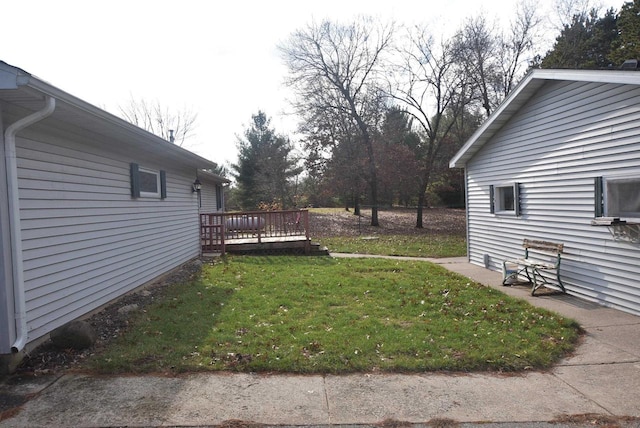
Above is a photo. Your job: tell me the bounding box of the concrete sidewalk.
[1,256,640,427]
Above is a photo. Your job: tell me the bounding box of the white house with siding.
[450,68,640,316]
[0,61,226,372]
[198,169,227,214]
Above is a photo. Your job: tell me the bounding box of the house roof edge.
[449,68,640,168]
[1,60,219,170]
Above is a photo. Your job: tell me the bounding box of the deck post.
[257,214,262,244]
[303,210,310,254]
[220,216,226,255]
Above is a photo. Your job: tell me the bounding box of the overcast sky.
[3,0,623,167]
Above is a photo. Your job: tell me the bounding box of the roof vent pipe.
[4,96,56,352]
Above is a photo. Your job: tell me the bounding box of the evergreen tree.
[541,8,618,69]
[232,111,301,210]
[611,0,640,64]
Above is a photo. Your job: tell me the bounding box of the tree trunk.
[364,137,379,227]
[370,190,379,226]
[415,174,431,228]
[416,191,425,228]
[415,160,434,228]
[354,196,361,216]
[351,108,379,227]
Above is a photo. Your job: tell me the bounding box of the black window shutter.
[595,176,604,217]
[130,163,140,198]
[216,184,223,209]
[514,182,521,216]
[489,185,495,214]
[160,170,167,199]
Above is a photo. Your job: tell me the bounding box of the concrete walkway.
[1,255,640,427]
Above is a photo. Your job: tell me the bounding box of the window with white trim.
[139,168,160,197]
[490,183,520,216]
[596,175,640,220]
[130,163,166,199]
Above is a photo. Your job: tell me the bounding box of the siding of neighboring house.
[15,126,202,343]
[465,80,640,315]
[199,179,222,212]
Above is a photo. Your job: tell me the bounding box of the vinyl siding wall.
[15,128,201,343]
[199,179,221,213]
[466,80,640,316]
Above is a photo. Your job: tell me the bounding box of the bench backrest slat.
[522,239,563,254]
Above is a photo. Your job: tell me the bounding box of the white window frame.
[491,182,520,216]
[602,175,640,221]
[139,167,161,198]
[496,185,515,213]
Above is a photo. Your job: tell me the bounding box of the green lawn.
[319,235,466,258]
[86,256,580,374]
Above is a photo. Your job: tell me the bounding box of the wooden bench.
[502,239,565,296]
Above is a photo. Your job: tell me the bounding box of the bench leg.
[530,267,541,296]
[556,270,566,293]
[530,267,565,296]
[502,261,530,286]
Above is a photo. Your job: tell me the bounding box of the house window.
[139,168,160,197]
[130,163,166,199]
[597,176,640,220]
[490,183,520,216]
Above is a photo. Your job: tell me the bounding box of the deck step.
[220,240,329,256]
[309,243,330,256]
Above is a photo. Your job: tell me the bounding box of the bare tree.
[279,17,394,227]
[386,26,471,228]
[300,104,370,214]
[457,15,499,117]
[551,0,596,29]
[499,0,543,97]
[119,96,198,146]
[457,0,541,116]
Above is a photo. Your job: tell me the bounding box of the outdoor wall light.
[192,178,202,193]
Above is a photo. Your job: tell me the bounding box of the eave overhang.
[449,68,640,169]
[0,60,218,170]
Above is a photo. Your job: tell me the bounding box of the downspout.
[4,96,56,352]
[464,168,470,262]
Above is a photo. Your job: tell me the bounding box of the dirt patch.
[11,259,205,377]
[554,413,640,427]
[310,207,466,238]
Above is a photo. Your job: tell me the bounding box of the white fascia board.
[532,68,640,85]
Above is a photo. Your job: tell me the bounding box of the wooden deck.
[200,210,325,255]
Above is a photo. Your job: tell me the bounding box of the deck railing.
[200,209,310,254]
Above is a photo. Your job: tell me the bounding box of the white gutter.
[4,96,56,352]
